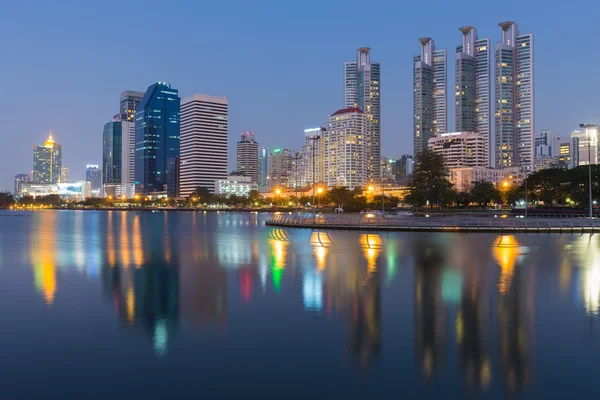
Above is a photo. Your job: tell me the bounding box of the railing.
[265,213,600,233]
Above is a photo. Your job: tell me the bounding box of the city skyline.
[1,1,599,191]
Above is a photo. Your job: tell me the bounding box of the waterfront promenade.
[266,212,600,233]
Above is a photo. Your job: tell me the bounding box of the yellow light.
[275,189,281,195]
[108,195,112,199]
[368,186,374,191]
[503,181,508,188]
[317,187,323,194]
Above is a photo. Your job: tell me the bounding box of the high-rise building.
[397,154,415,183]
[557,140,573,169]
[534,129,560,170]
[455,26,491,158]
[116,91,144,122]
[428,132,489,169]
[494,22,534,171]
[298,127,325,187]
[86,165,102,197]
[33,131,61,184]
[258,146,269,187]
[268,148,295,189]
[102,120,135,197]
[14,174,30,196]
[61,166,69,183]
[179,94,228,196]
[344,47,381,181]
[380,157,395,183]
[134,82,180,196]
[236,132,259,184]
[571,127,598,166]
[414,38,447,157]
[324,108,367,188]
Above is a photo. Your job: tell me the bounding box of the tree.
[0,192,14,209]
[470,180,500,209]
[405,150,453,209]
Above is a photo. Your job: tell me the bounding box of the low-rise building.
[450,167,523,193]
[20,181,92,201]
[428,131,488,169]
[215,175,257,197]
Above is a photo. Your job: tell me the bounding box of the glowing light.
[368,185,374,191]
[493,236,519,294]
[317,187,324,194]
[275,189,281,195]
[126,285,135,325]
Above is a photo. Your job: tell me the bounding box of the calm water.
[1,211,600,398]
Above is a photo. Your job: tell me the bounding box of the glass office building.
[135,82,181,196]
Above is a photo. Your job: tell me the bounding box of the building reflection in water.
[269,229,289,293]
[30,212,58,306]
[575,235,600,316]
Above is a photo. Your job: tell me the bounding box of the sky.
[0,0,598,191]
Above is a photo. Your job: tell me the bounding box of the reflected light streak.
[120,212,131,267]
[270,239,288,292]
[153,319,168,357]
[360,234,381,283]
[107,211,116,267]
[493,236,519,294]
[132,215,143,267]
[126,285,135,325]
[303,272,323,311]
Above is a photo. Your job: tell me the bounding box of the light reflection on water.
[1,211,600,397]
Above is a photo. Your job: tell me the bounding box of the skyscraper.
[258,146,269,187]
[298,127,325,187]
[135,82,181,196]
[494,22,534,171]
[268,148,295,189]
[86,165,102,197]
[103,120,135,197]
[344,47,380,181]
[414,38,447,156]
[61,166,69,183]
[14,174,29,196]
[179,94,228,196]
[116,91,145,122]
[324,108,367,188]
[455,27,491,151]
[236,132,259,184]
[33,131,61,184]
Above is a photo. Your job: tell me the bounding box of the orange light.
[275,189,281,195]
[317,187,323,194]
[368,186,374,191]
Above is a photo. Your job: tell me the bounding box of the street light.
[316,187,323,213]
[580,123,598,220]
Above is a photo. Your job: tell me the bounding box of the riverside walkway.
[265,213,600,233]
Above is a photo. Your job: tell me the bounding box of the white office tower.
[571,126,599,166]
[298,127,325,187]
[179,94,228,196]
[236,131,259,184]
[324,108,367,188]
[494,22,534,171]
[344,47,380,181]
[534,129,559,170]
[121,121,135,197]
[427,132,489,169]
[268,148,295,188]
[414,38,447,156]
[455,27,491,164]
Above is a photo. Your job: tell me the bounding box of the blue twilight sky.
[0,0,598,191]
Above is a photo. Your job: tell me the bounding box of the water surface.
[1,211,599,398]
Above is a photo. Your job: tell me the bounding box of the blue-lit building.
[135,82,181,196]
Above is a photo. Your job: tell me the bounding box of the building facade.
[268,148,295,189]
[494,22,534,171]
[324,108,367,188]
[117,91,144,122]
[571,127,599,166]
[428,131,488,169]
[33,132,62,184]
[236,132,259,184]
[14,174,30,196]
[179,94,228,196]
[298,127,325,187]
[258,146,269,187]
[86,165,102,197]
[134,82,181,196]
[215,175,257,197]
[450,166,523,192]
[344,47,381,181]
[414,38,447,156]
[103,121,135,197]
[455,26,491,162]
[20,181,91,200]
[61,167,69,183]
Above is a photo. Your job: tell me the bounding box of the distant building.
[268,148,295,189]
[344,47,381,181]
[179,93,228,196]
[135,82,180,196]
[450,167,523,193]
[215,175,257,197]
[236,132,259,184]
[557,139,573,169]
[33,131,61,184]
[102,121,135,197]
[298,127,325,187]
[61,167,69,183]
[428,131,488,169]
[258,146,269,187]
[396,154,415,182]
[571,126,599,166]
[324,108,367,188]
[20,181,91,200]
[14,174,30,196]
[380,157,395,183]
[86,165,102,197]
[116,90,144,122]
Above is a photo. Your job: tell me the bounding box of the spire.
[44,130,55,148]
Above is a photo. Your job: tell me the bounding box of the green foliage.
[0,192,15,208]
[470,180,500,208]
[405,150,453,209]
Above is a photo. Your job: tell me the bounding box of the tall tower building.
[298,127,325,187]
[258,146,269,187]
[414,38,447,157]
[103,120,135,197]
[344,47,380,181]
[134,82,181,196]
[117,91,145,122]
[14,174,30,196]
[236,132,259,184]
[268,148,295,189]
[61,166,70,183]
[324,108,367,188]
[33,131,62,184]
[179,94,228,196]
[455,27,491,151]
[86,165,102,197]
[494,22,534,171]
